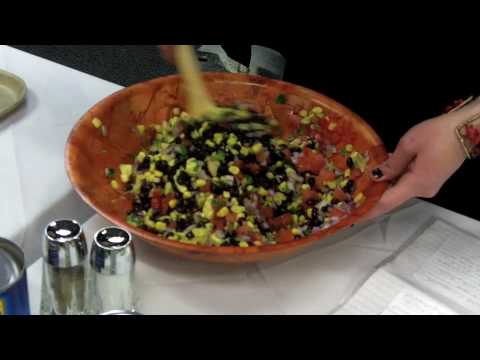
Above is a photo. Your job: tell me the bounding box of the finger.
[158,45,176,64]
[361,172,420,222]
[371,136,418,181]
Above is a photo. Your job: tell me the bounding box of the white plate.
[0,69,26,119]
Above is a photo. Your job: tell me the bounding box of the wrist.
[440,97,480,159]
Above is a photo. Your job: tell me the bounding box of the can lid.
[0,238,24,292]
[101,310,142,315]
[94,227,132,251]
[45,219,82,243]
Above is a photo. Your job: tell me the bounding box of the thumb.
[371,136,417,181]
[361,172,419,222]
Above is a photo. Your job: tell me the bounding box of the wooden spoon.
[173,45,278,137]
[174,45,216,118]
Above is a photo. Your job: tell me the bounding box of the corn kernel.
[311,106,324,116]
[354,192,366,204]
[180,111,190,120]
[328,122,337,131]
[111,180,119,190]
[251,142,263,154]
[299,110,308,117]
[168,199,177,209]
[229,166,240,175]
[307,208,313,218]
[217,207,229,218]
[92,117,102,129]
[195,179,207,188]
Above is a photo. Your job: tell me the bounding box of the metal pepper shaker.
[41,219,87,315]
[87,227,136,315]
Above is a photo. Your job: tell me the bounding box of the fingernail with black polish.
[372,168,384,179]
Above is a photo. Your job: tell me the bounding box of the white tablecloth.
[2,45,480,315]
[0,45,122,265]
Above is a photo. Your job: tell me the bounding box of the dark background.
[10,45,480,221]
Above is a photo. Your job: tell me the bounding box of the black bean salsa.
[100,102,371,247]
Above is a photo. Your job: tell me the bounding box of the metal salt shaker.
[41,219,87,315]
[88,227,136,315]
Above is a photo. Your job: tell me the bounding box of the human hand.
[363,102,480,221]
[158,45,176,64]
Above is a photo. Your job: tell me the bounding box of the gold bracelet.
[455,113,480,159]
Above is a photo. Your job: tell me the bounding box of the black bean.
[155,160,169,173]
[137,157,151,172]
[186,231,194,239]
[308,177,316,187]
[307,140,317,149]
[312,207,319,218]
[212,183,224,195]
[140,183,152,196]
[274,166,285,175]
[274,206,288,217]
[309,217,323,227]
[306,199,316,206]
[347,157,354,169]
[176,171,190,186]
[321,205,330,213]
[176,218,189,231]
[343,179,355,194]
[218,163,229,176]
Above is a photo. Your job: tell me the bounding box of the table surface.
[1,45,480,315]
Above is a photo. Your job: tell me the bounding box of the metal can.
[88,227,136,315]
[41,219,87,315]
[0,238,30,315]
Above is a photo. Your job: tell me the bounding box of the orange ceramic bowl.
[65,73,388,264]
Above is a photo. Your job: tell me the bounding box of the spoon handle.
[174,45,215,117]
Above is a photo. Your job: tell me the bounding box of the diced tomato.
[225,212,237,223]
[282,148,292,159]
[256,150,269,164]
[355,175,371,194]
[212,218,226,231]
[200,183,212,193]
[151,197,161,210]
[236,224,259,241]
[245,163,261,174]
[151,194,173,215]
[330,154,348,170]
[302,189,318,203]
[271,104,301,136]
[316,168,336,183]
[330,207,347,218]
[297,147,326,174]
[277,228,295,243]
[260,206,274,220]
[268,213,293,230]
[351,169,362,180]
[334,188,348,202]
